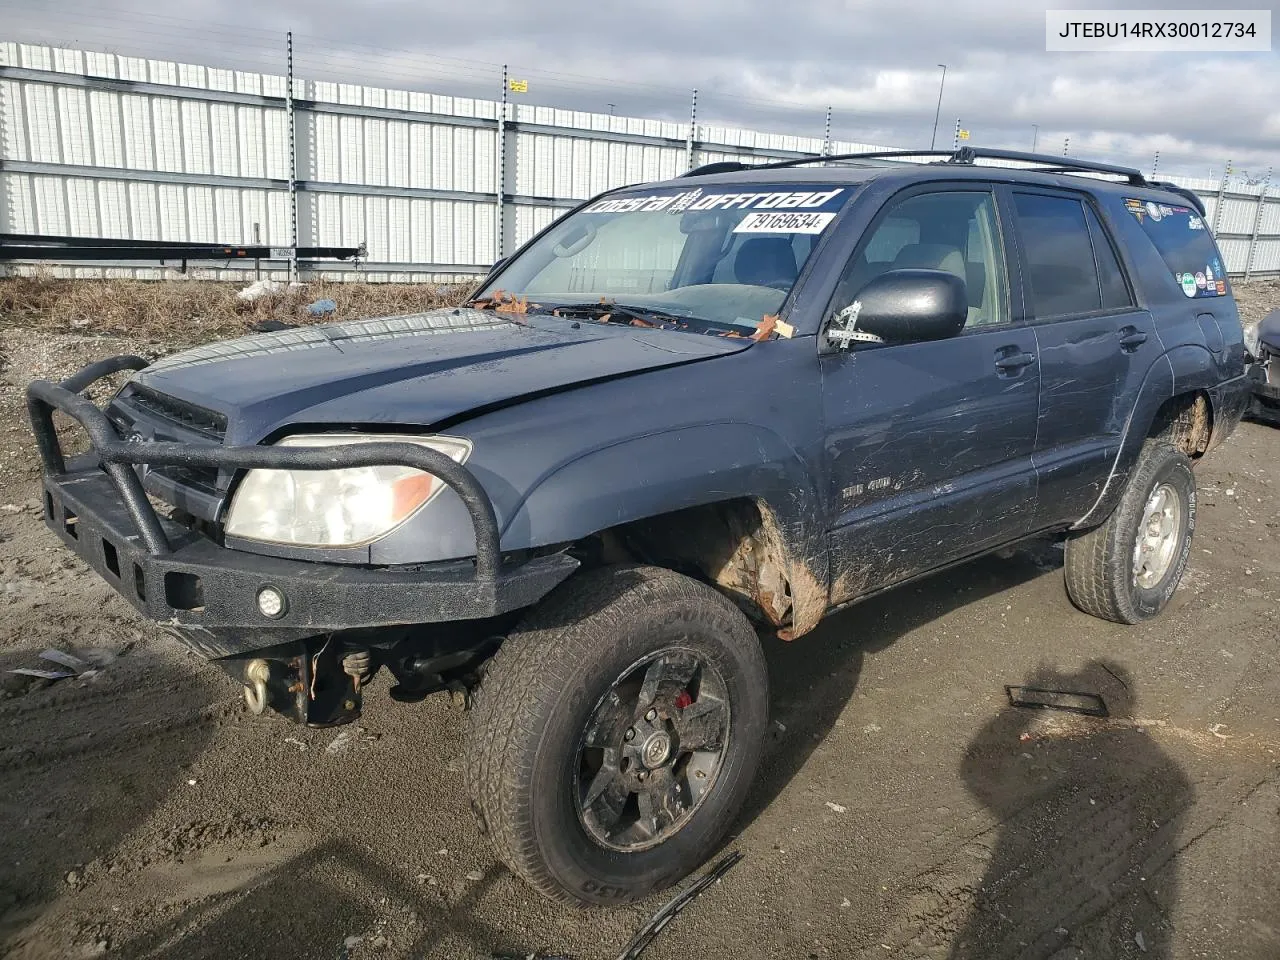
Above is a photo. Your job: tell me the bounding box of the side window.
[1084,205,1134,310]
[1011,193,1102,318]
[830,191,1008,329]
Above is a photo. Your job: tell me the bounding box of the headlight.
[1243,320,1260,358]
[224,433,472,547]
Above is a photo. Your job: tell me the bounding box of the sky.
[3,0,1277,181]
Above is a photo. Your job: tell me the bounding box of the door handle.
[994,350,1036,373]
[1118,326,1148,351]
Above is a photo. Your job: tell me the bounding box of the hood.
[127,308,751,442]
[1259,309,1280,351]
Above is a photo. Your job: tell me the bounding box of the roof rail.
[758,147,1149,185]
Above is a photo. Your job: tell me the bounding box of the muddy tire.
[1064,442,1196,624]
[463,565,767,905]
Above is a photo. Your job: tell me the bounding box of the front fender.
[504,421,831,636]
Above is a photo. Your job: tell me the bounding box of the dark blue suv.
[27,148,1251,906]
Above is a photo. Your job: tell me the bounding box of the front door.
[820,186,1040,605]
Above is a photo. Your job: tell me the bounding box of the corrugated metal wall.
[2,41,1277,281]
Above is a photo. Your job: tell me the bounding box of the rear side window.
[1122,198,1228,298]
[1012,193,1101,318]
[1084,206,1134,310]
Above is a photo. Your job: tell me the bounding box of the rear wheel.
[1064,442,1196,624]
[464,565,767,905]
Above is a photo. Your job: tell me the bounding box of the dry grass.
[1233,279,1280,325]
[0,276,472,345]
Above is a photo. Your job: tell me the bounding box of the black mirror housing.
[840,269,968,345]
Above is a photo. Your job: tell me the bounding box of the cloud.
[3,0,1275,177]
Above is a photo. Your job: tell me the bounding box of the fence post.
[1151,151,1160,179]
[822,106,832,158]
[1063,136,1070,157]
[1244,167,1272,281]
[952,118,960,151]
[285,31,298,284]
[685,89,698,171]
[1212,160,1230,234]
[496,65,508,261]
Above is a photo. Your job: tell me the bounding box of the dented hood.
[127,308,750,443]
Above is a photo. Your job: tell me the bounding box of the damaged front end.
[26,356,578,727]
[227,622,509,726]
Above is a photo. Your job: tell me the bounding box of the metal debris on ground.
[1005,685,1109,718]
[614,850,744,960]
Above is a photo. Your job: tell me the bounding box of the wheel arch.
[1075,348,1219,529]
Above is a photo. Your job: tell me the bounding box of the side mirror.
[829,269,967,347]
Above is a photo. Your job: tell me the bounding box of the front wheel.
[1064,442,1196,624]
[464,565,768,905]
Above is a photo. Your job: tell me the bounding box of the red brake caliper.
[674,690,693,710]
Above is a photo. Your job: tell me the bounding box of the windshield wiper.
[537,302,749,337]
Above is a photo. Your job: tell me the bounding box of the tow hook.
[243,658,271,715]
[234,640,368,727]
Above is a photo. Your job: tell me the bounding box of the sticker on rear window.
[1129,197,1228,298]
[733,211,837,234]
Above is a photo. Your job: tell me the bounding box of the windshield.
[476,182,854,334]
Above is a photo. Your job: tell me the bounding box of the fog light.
[256,585,287,619]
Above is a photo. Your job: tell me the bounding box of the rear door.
[1002,187,1161,528]
[819,185,1040,605]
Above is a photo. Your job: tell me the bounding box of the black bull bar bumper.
[26,356,578,661]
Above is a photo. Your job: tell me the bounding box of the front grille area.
[121,385,227,441]
[109,386,228,520]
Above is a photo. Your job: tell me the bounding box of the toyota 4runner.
[27,147,1251,906]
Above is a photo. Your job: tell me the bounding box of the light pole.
[1031,124,1039,152]
[930,64,947,150]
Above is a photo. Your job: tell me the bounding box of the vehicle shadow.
[110,839,516,960]
[0,643,221,953]
[948,660,1190,958]
[738,538,1064,828]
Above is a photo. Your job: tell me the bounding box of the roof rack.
[677,148,1223,208]
[757,147,1149,185]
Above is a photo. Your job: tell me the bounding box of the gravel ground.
[0,285,1277,960]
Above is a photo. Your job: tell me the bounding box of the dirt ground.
[0,286,1278,960]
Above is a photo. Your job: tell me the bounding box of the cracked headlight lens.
[224,433,472,547]
[1242,320,1260,359]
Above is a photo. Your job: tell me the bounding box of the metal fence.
[2,40,1277,282]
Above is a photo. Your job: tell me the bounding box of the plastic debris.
[465,869,484,881]
[307,298,337,316]
[9,668,75,680]
[8,648,109,684]
[825,801,847,814]
[1135,930,1147,952]
[237,278,284,302]
[39,649,88,672]
[251,319,296,333]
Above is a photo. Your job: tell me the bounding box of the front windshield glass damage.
[471,182,855,338]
